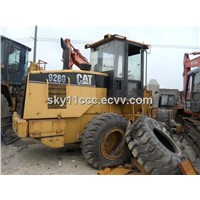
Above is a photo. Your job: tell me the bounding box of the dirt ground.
[1,139,97,175]
[1,137,200,175]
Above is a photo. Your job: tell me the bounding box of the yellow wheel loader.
[12,34,152,169]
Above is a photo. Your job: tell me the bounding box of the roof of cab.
[1,35,31,51]
[85,34,150,50]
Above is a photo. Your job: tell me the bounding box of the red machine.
[60,38,91,70]
[183,52,200,116]
[182,52,200,154]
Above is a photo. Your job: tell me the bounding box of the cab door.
[112,40,126,97]
[185,70,200,113]
[126,43,144,98]
[7,43,23,85]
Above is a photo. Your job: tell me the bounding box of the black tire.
[1,94,11,145]
[156,109,170,125]
[126,116,187,175]
[81,113,130,169]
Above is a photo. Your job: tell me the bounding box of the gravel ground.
[1,137,200,175]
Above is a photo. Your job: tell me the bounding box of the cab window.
[8,46,21,71]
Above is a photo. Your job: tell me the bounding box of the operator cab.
[1,35,31,107]
[86,34,149,98]
[185,68,200,113]
[1,36,31,85]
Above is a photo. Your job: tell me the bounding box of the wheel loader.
[12,34,151,168]
[12,34,186,172]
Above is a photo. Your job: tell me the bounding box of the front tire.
[81,113,130,169]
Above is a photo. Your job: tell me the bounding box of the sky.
[1,26,200,90]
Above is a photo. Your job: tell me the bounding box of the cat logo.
[77,74,93,85]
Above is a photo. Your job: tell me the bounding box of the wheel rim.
[101,128,125,160]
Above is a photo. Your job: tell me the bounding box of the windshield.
[193,71,200,92]
[193,71,200,104]
[8,45,21,71]
[90,40,125,77]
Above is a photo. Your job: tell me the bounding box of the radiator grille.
[48,84,66,109]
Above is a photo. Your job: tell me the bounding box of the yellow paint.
[12,112,28,138]
[28,62,42,72]
[23,83,99,119]
[13,70,152,148]
[40,136,64,148]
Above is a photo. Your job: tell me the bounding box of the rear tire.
[126,116,187,175]
[156,109,170,125]
[81,113,130,169]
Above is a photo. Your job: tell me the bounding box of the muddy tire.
[81,113,130,169]
[126,116,187,175]
[156,109,170,125]
[1,94,19,145]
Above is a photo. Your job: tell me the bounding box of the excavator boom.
[61,38,91,70]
